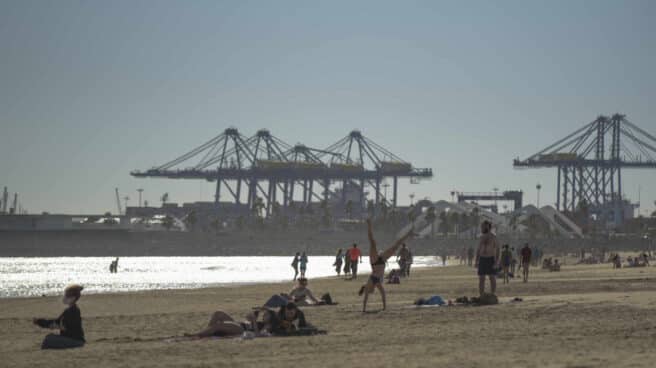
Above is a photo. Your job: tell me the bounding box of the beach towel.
[414,295,445,306]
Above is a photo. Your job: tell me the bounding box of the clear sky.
[1,0,655,215]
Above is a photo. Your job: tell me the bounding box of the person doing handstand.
[359,218,414,312]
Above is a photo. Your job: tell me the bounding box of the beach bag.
[320,293,333,305]
[478,293,498,305]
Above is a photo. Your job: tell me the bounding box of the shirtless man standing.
[475,221,500,296]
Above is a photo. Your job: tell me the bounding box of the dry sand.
[2,261,656,368]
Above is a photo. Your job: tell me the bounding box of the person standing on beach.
[520,243,532,283]
[343,248,352,278]
[334,248,344,276]
[291,253,300,281]
[475,221,500,296]
[299,252,308,278]
[360,219,414,312]
[397,243,410,276]
[467,247,475,267]
[349,243,362,280]
[501,245,512,284]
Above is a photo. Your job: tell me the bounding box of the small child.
[33,284,85,349]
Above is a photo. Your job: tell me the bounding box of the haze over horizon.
[1,0,655,215]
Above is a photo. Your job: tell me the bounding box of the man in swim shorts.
[475,221,499,296]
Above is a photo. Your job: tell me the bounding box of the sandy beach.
[2,260,656,368]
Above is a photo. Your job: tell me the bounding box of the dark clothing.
[277,306,307,333]
[369,275,382,285]
[350,261,358,276]
[521,247,532,264]
[41,334,85,350]
[36,304,85,343]
[478,256,496,276]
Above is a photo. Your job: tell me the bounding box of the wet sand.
[2,261,656,367]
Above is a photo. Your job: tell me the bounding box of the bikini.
[369,257,386,284]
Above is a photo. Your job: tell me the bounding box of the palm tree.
[424,206,437,237]
[160,193,169,206]
[448,212,460,236]
[345,200,354,219]
[161,215,174,231]
[184,211,197,231]
[438,211,449,236]
[367,200,375,219]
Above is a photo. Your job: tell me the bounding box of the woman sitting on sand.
[186,308,281,338]
[288,277,320,306]
[359,219,414,312]
[33,284,85,349]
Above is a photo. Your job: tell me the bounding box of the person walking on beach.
[360,219,414,312]
[33,284,85,349]
[467,247,475,267]
[334,248,344,276]
[397,243,410,276]
[291,253,300,281]
[475,221,500,296]
[348,243,362,280]
[501,244,512,284]
[299,252,308,278]
[343,248,352,278]
[520,243,532,283]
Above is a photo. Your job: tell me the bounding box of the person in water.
[360,219,414,312]
[33,284,85,349]
[334,248,344,276]
[475,221,500,296]
[299,252,308,278]
[291,252,300,281]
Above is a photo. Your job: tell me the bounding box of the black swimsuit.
[369,257,385,284]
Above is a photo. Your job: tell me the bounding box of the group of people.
[476,224,536,295]
[37,218,594,350]
[34,280,321,349]
[290,252,308,280]
[332,244,363,279]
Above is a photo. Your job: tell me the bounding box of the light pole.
[536,183,542,208]
[137,189,144,207]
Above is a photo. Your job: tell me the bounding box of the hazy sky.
[1,0,655,215]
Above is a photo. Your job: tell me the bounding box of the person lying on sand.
[186,307,283,338]
[287,278,320,306]
[33,284,85,349]
[359,218,414,312]
[185,303,309,339]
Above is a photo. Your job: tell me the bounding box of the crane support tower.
[514,114,656,225]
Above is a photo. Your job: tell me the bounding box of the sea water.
[0,256,444,298]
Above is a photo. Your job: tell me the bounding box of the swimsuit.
[478,256,496,276]
[369,275,382,285]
